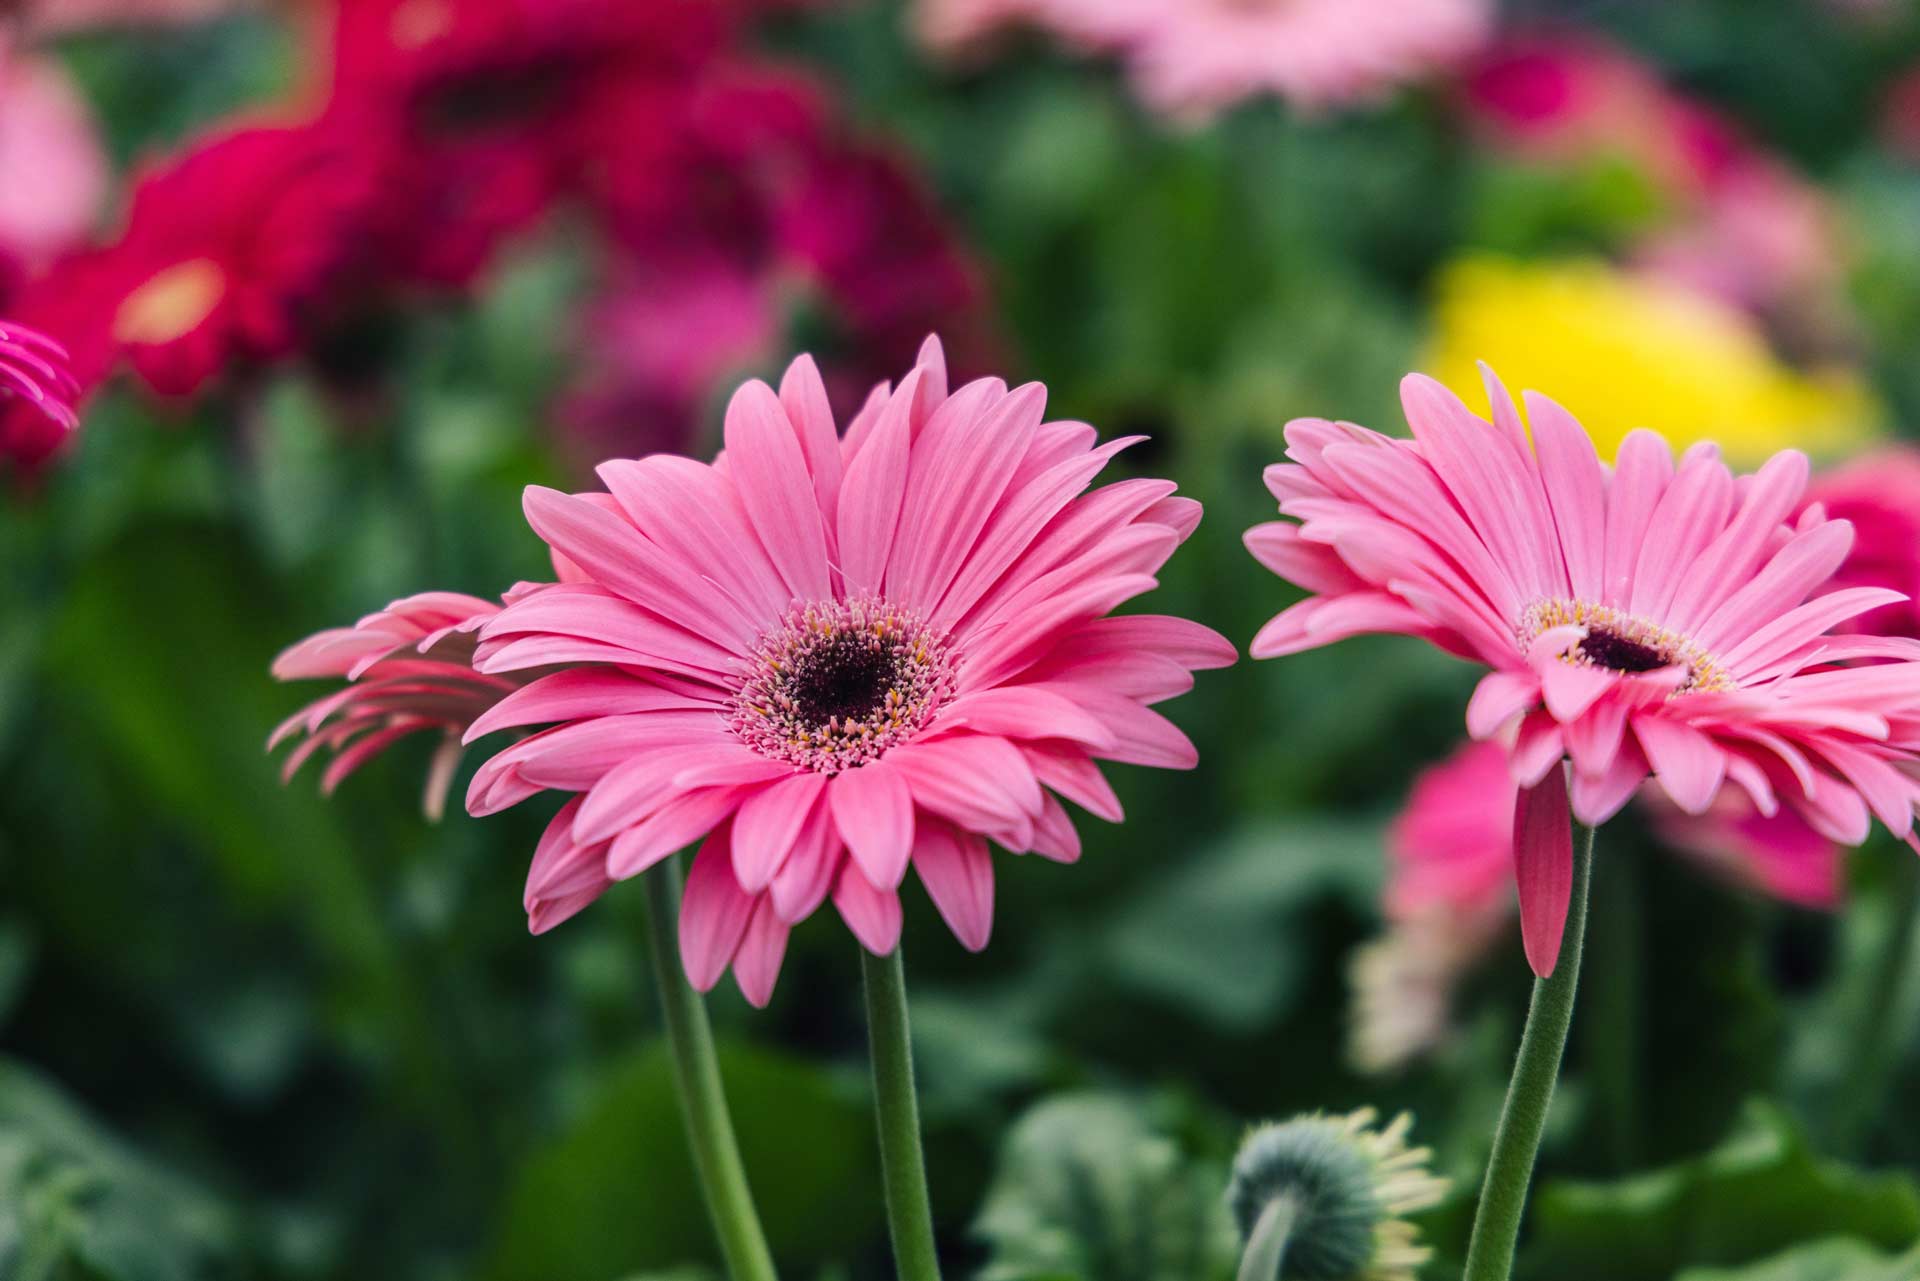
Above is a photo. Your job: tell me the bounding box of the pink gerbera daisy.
[1248,369,1920,975]
[271,591,519,821]
[0,319,81,432]
[466,337,1234,1003]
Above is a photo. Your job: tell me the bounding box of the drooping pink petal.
[914,822,995,952]
[834,863,904,956]
[1513,766,1574,978]
[680,827,757,993]
[730,772,829,892]
[829,759,916,889]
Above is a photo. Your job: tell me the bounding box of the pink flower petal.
[833,864,904,955]
[723,379,833,603]
[1466,670,1539,739]
[732,899,790,1008]
[829,759,916,890]
[914,822,995,952]
[730,772,829,892]
[679,828,756,993]
[1634,715,1727,815]
[1514,766,1574,978]
[835,367,922,593]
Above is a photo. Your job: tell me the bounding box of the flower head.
[1422,256,1877,468]
[1248,368,1920,975]
[271,592,519,821]
[1228,1108,1448,1281]
[469,337,1234,1003]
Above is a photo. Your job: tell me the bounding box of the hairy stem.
[861,945,944,1281]
[1236,1196,1296,1281]
[1462,821,1596,1281]
[641,861,780,1281]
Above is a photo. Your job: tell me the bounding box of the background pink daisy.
[272,591,519,822]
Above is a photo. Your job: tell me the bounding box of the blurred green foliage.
[5,2,1920,1279]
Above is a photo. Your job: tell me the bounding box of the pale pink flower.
[1355,736,1839,1071]
[1248,370,1920,975]
[917,0,1492,120]
[1116,0,1493,118]
[0,42,108,269]
[0,320,81,433]
[271,592,519,821]
[467,337,1234,1003]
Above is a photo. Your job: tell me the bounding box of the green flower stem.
[1834,849,1920,1155]
[861,945,944,1281]
[640,861,780,1281]
[1236,1196,1296,1281]
[1462,821,1596,1281]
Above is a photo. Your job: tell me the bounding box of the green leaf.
[1522,1103,1920,1281]
[0,1058,245,1281]
[973,1093,1238,1281]
[1677,1239,1920,1281]
[485,1039,881,1280]
[1099,820,1382,1029]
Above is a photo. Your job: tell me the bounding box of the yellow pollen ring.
[1519,598,1734,694]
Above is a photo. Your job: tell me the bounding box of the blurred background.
[4,1,1920,1278]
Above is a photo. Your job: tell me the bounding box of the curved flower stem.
[861,945,944,1281]
[1462,820,1595,1281]
[1236,1196,1296,1281]
[640,860,780,1281]
[1833,849,1920,1156]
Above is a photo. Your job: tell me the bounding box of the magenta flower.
[0,319,80,433]
[1248,370,1920,975]
[467,338,1234,1003]
[1390,739,1841,924]
[1801,448,1920,643]
[271,592,520,821]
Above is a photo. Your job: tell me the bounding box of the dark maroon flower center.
[1577,628,1669,674]
[786,633,904,728]
[730,599,957,772]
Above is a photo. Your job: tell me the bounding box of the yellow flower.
[1422,254,1879,466]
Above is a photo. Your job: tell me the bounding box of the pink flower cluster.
[920,0,1494,120]
[276,339,1233,1003]
[1,0,993,474]
[1459,33,1844,318]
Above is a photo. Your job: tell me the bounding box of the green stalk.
[640,861,779,1281]
[1236,1196,1296,1281]
[1462,822,1596,1281]
[1833,849,1920,1156]
[860,945,944,1281]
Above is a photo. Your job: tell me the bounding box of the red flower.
[325,0,737,286]
[97,125,374,397]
